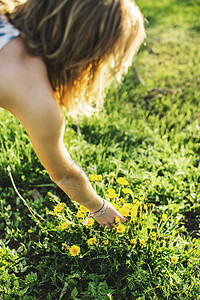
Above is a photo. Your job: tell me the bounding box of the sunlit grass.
[0,0,200,298]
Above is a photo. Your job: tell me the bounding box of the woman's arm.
[16,101,125,226]
[4,53,126,227]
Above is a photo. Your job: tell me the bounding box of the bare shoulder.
[0,36,64,138]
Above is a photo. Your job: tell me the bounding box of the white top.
[0,15,20,50]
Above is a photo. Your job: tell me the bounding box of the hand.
[93,201,126,228]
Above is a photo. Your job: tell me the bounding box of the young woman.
[0,0,145,227]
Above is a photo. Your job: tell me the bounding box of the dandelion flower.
[122,188,132,194]
[107,188,115,193]
[119,197,125,204]
[80,205,89,213]
[171,256,178,263]
[130,203,139,219]
[87,237,97,246]
[115,216,121,224]
[61,221,70,230]
[89,174,102,182]
[124,203,133,209]
[130,238,137,245]
[54,203,66,213]
[162,214,168,222]
[150,232,156,241]
[111,202,120,210]
[116,223,126,233]
[118,207,130,217]
[107,188,117,199]
[116,177,129,185]
[69,245,80,257]
[89,174,98,181]
[109,172,115,178]
[86,218,95,226]
[103,239,109,245]
[96,174,102,181]
[130,210,137,219]
[140,239,146,245]
[76,210,84,218]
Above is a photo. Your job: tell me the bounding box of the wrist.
[87,196,104,213]
[83,199,109,225]
[88,199,108,218]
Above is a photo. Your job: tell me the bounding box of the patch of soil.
[184,209,200,238]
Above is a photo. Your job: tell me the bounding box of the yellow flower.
[124,203,133,209]
[119,197,125,204]
[130,238,137,244]
[130,208,137,219]
[111,202,120,210]
[171,256,178,263]
[115,216,121,224]
[89,174,102,182]
[103,239,109,245]
[89,174,97,181]
[54,203,66,213]
[133,199,140,205]
[118,207,130,217]
[162,214,168,222]
[96,174,102,181]
[62,244,70,250]
[116,223,126,233]
[122,188,132,194]
[107,188,115,193]
[109,172,115,178]
[80,205,89,213]
[150,232,156,241]
[107,188,117,199]
[107,192,118,198]
[86,218,95,226]
[87,237,97,246]
[140,239,146,245]
[130,202,139,219]
[61,221,70,230]
[76,210,84,218]
[69,245,80,257]
[116,177,129,185]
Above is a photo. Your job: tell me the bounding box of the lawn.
[0,0,200,299]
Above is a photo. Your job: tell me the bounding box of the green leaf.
[71,287,78,297]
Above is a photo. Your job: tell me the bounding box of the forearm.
[50,160,103,213]
[18,105,103,212]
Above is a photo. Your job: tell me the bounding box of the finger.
[118,214,127,223]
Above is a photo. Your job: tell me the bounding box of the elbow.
[49,164,87,187]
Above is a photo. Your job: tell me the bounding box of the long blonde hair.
[1,0,145,116]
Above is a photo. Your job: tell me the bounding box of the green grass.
[0,0,200,299]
